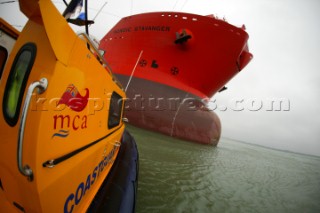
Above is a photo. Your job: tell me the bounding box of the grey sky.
[1,0,319,156]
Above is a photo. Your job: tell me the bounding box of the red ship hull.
[99,12,252,145]
[117,74,221,145]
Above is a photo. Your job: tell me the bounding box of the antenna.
[92,2,107,22]
[0,1,17,4]
[172,0,179,10]
[125,50,143,92]
[62,0,67,6]
[84,0,89,35]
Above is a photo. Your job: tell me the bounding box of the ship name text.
[114,25,170,33]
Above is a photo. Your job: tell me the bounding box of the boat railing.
[77,33,124,90]
[77,33,112,72]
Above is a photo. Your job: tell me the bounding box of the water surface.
[127,125,320,213]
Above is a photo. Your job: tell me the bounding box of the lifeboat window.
[0,46,8,79]
[2,43,36,126]
[108,92,123,129]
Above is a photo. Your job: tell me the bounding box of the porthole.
[108,92,123,129]
[0,46,8,79]
[3,43,37,126]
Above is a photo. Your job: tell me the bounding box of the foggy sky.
[1,0,319,156]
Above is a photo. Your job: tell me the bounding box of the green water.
[126,125,320,213]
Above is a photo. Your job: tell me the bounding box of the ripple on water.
[127,126,320,213]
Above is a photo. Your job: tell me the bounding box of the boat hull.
[100,12,252,145]
[0,1,137,212]
[118,74,221,145]
[88,129,139,212]
[100,12,252,99]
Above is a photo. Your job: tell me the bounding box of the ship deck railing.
[77,33,124,90]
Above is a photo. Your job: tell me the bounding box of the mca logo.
[58,84,89,112]
[52,84,89,139]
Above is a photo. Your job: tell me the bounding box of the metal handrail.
[18,78,48,181]
[77,33,124,90]
[77,33,112,72]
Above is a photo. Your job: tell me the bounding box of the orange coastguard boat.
[0,0,138,212]
[99,12,253,145]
